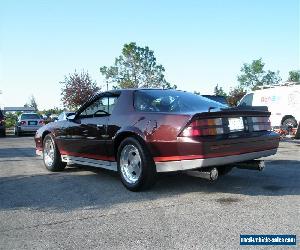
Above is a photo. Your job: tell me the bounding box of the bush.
[4,113,18,128]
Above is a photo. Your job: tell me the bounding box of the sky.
[0,0,299,110]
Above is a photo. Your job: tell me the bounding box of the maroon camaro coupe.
[35,89,280,191]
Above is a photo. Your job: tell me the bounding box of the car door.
[60,94,119,162]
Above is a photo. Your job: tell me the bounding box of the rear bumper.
[155,148,277,172]
[18,126,41,132]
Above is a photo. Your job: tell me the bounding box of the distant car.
[15,113,44,136]
[202,95,229,106]
[35,89,280,191]
[57,111,75,121]
[0,110,6,137]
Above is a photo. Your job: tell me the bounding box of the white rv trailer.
[239,83,300,128]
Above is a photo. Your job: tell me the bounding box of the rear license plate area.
[228,117,244,132]
[28,121,37,125]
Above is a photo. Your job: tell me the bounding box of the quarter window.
[239,93,253,106]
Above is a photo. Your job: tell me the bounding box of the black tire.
[43,134,66,171]
[282,117,297,128]
[15,128,22,137]
[117,137,156,191]
[217,165,233,176]
[0,129,5,137]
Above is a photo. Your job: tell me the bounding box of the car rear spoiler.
[223,105,269,112]
[192,106,271,119]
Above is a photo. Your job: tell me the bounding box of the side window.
[79,96,119,118]
[108,96,118,114]
[239,93,253,106]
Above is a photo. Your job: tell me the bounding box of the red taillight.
[20,121,26,125]
[181,126,202,136]
[180,118,224,137]
[39,120,44,125]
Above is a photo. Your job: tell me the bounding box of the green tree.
[227,86,246,107]
[4,112,18,128]
[288,70,300,83]
[100,42,168,89]
[60,70,100,110]
[25,95,38,111]
[24,97,37,110]
[213,84,227,97]
[237,58,281,90]
[163,82,177,89]
[40,107,65,116]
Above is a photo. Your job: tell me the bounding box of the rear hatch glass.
[134,90,226,113]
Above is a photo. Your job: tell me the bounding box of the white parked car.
[239,84,300,128]
[15,113,44,136]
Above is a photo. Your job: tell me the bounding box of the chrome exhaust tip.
[235,160,265,171]
[187,167,219,181]
[208,167,219,181]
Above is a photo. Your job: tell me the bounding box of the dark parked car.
[0,110,6,137]
[35,89,280,191]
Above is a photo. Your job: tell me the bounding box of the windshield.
[134,90,226,113]
[21,114,40,119]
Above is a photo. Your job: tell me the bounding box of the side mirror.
[66,114,76,120]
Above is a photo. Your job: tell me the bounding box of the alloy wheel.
[120,144,142,184]
[44,138,55,167]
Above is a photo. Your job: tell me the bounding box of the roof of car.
[92,88,176,97]
[102,88,182,94]
[121,88,164,91]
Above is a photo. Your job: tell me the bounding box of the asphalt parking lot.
[0,136,299,249]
